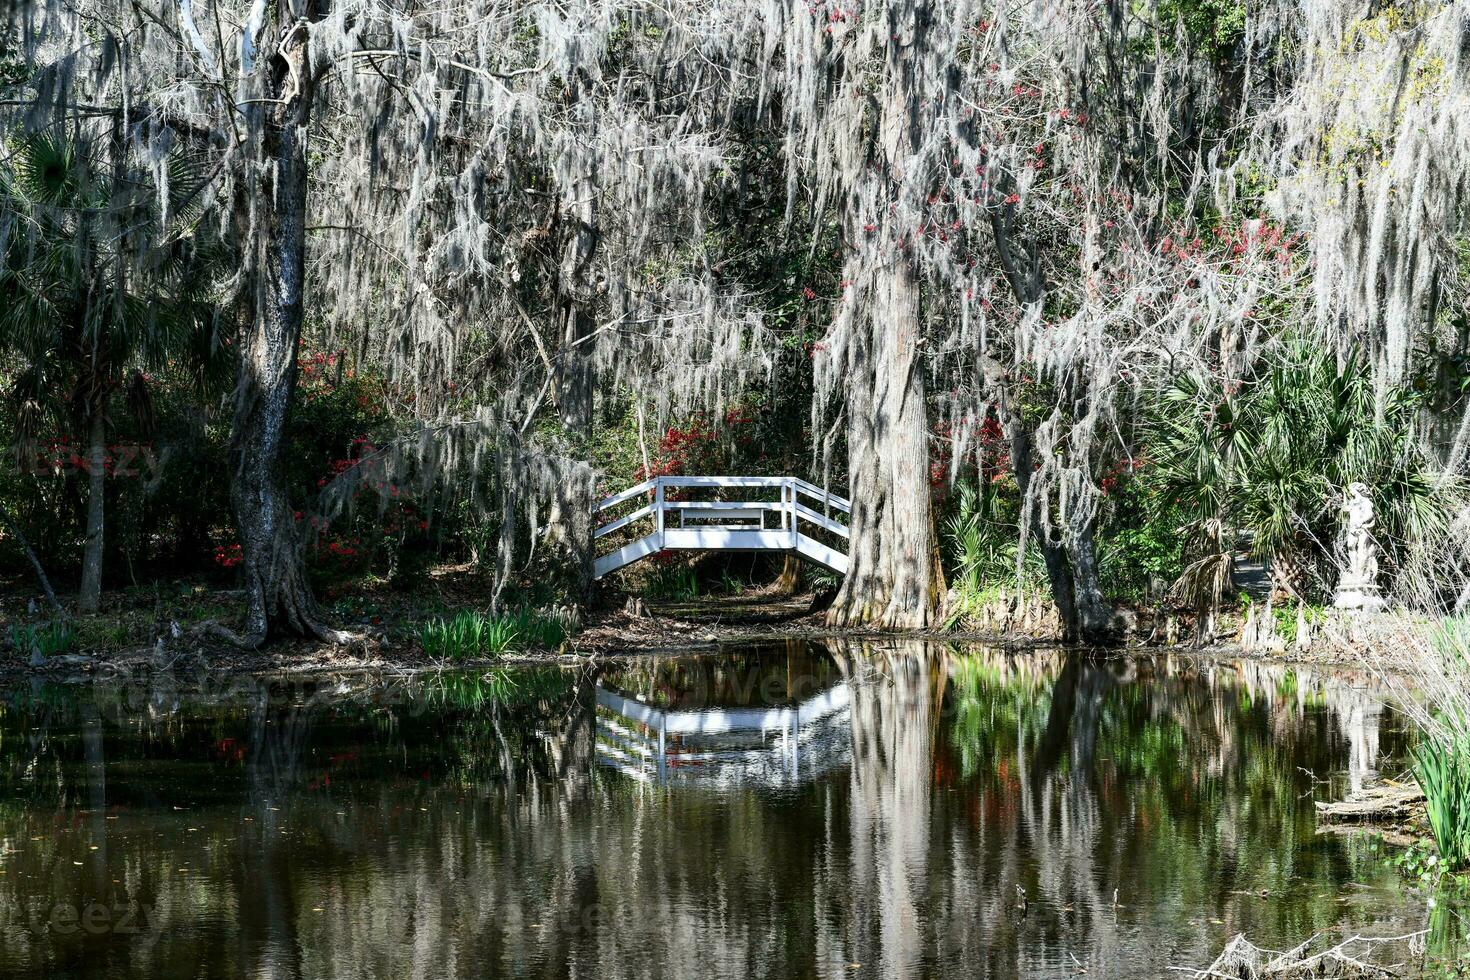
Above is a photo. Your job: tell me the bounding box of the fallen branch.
[0,502,64,615]
[1177,931,1428,979]
[1315,779,1425,823]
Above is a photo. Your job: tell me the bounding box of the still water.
[0,641,1446,978]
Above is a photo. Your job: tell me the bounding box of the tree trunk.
[1067,526,1113,640]
[77,408,105,613]
[227,4,345,647]
[775,553,801,596]
[556,80,600,433]
[827,8,940,630]
[828,256,936,629]
[987,185,1115,644]
[1011,423,1114,644]
[834,257,934,625]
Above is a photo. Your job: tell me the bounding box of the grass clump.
[9,621,76,659]
[1367,613,1470,872]
[1415,732,1470,871]
[1412,618,1470,871]
[419,607,576,660]
[509,607,572,647]
[644,566,700,601]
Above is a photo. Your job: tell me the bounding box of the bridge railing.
[592,475,851,578]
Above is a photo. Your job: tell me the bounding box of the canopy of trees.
[2,0,1467,643]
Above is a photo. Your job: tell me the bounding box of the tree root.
[195,618,358,650]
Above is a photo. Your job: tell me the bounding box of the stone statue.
[1333,482,1385,612]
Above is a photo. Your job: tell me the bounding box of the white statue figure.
[1334,482,1385,612]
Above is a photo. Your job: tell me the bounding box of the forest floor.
[0,578,854,677]
[0,564,1400,678]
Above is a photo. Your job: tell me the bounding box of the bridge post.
[655,477,666,550]
[786,479,797,549]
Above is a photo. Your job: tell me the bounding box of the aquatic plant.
[1397,617,1470,871]
[1414,731,1470,871]
[1359,608,1470,873]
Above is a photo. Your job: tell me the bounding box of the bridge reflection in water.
[594,679,851,786]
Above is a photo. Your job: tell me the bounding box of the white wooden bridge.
[593,475,850,579]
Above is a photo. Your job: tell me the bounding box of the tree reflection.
[0,646,1444,980]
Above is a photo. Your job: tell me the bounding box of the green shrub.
[941,481,1048,625]
[1096,474,1187,601]
[805,567,841,593]
[1147,340,1457,607]
[1269,601,1326,645]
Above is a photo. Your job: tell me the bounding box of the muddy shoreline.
[2,583,1402,682]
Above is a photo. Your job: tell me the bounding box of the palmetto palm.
[0,129,229,611]
[1149,339,1455,615]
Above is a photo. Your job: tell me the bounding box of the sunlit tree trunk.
[775,554,801,595]
[831,261,937,629]
[828,1,940,630]
[228,2,344,645]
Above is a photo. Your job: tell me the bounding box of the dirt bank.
[1,571,1405,680]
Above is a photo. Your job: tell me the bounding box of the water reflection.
[596,641,851,786]
[0,643,1446,978]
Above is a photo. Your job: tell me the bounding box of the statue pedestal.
[1333,577,1386,613]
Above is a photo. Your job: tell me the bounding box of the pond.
[0,641,1456,978]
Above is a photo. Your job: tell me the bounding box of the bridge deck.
[593,476,850,579]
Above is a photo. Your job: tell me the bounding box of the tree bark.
[77,407,105,613]
[556,78,600,433]
[1067,526,1113,640]
[775,553,801,595]
[227,3,346,647]
[827,3,940,630]
[828,257,937,629]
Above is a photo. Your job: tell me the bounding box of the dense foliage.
[0,0,1467,642]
